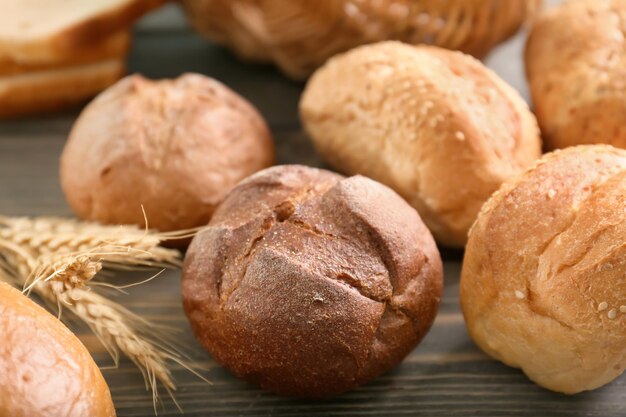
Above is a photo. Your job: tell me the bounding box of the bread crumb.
[608,309,617,319]
[514,290,525,300]
[620,305,626,313]
[455,131,466,141]
[547,189,556,199]
[598,302,609,311]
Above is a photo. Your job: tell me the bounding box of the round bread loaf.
[182,0,541,79]
[0,282,115,417]
[526,0,626,150]
[61,73,274,232]
[183,165,443,397]
[460,145,626,394]
[301,41,541,247]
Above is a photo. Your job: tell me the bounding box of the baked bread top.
[461,145,626,393]
[183,165,443,397]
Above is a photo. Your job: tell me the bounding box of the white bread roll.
[526,0,626,150]
[301,41,541,247]
[461,145,626,393]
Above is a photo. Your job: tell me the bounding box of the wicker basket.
[182,0,542,79]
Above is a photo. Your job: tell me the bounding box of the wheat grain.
[0,215,207,412]
[25,254,102,294]
[0,215,189,268]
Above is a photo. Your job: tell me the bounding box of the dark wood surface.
[1,4,624,417]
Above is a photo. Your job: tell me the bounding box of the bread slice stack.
[0,0,164,118]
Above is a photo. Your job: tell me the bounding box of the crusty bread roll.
[182,0,541,79]
[61,73,274,233]
[526,0,626,150]
[301,41,541,247]
[460,145,626,394]
[0,58,126,119]
[183,165,443,397]
[0,282,115,417]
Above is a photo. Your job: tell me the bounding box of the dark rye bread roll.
[182,165,443,397]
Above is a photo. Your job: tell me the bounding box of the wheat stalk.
[0,215,186,268]
[0,216,207,414]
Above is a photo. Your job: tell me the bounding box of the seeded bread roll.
[301,41,541,247]
[183,165,443,397]
[61,73,274,233]
[0,282,115,417]
[526,0,626,150]
[460,145,626,394]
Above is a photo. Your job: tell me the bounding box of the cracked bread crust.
[182,165,443,397]
[460,145,626,394]
[60,73,274,233]
[526,0,626,150]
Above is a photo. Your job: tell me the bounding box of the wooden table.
[1,4,624,417]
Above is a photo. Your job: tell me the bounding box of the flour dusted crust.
[526,0,626,150]
[461,145,626,393]
[183,165,443,397]
[301,41,541,247]
[61,73,274,232]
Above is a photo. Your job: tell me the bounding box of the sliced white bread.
[0,58,125,118]
[0,0,162,63]
[0,30,131,76]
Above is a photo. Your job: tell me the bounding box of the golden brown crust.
[0,283,115,417]
[300,41,541,247]
[182,0,541,79]
[461,145,626,394]
[526,0,626,150]
[182,165,443,397]
[0,58,126,119]
[0,31,130,76]
[60,73,275,232]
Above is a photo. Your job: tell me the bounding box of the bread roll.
[183,165,443,397]
[0,282,115,417]
[61,73,274,233]
[526,0,626,150]
[301,41,541,247]
[460,145,626,394]
[182,0,541,79]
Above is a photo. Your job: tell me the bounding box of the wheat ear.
[0,216,207,413]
